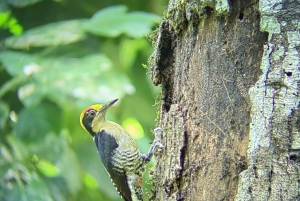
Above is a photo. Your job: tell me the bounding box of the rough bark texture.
[235,0,300,200]
[149,0,300,200]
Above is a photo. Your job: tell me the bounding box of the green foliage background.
[0,0,166,200]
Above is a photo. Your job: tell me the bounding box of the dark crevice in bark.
[151,21,177,113]
[204,7,214,18]
[178,130,188,200]
[287,103,300,164]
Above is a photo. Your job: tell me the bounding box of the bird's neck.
[91,118,107,134]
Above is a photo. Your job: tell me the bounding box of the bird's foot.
[141,127,164,163]
[152,127,164,152]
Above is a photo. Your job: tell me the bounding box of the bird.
[80,99,163,201]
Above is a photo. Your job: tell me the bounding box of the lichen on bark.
[235,0,300,200]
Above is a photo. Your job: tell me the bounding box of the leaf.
[7,0,42,7]
[0,51,134,107]
[4,19,87,49]
[122,117,144,139]
[85,5,127,37]
[0,51,36,76]
[37,159,60,177]
[0,158,11,181]
[83,172,98,189]
[0,11,23,35]
[7,135,31,160]
[18,83,45,106]
[85,5,160,38]
[119,38,149,71]
[17,54,134,107]
[0,101,9,129]
[56,146,81,195]
[27,133,66,164]
[0,165,52,201]
[123,11,161,37]
[45,177,66,201]
[0,2,9,12]
[14,102,61,142]
[0,12,11,26]
[25,176,53,201]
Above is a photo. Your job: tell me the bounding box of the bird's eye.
[88,110,96,118]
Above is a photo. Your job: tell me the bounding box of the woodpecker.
[80,99,163,201]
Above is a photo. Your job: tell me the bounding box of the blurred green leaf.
[0,146,13,163]
[0,51,35,76]
[83,172,98,189]
[29,132,67,163]
[119,38,149,71]
[85,5,160,38]
[0,164,40,200]
[4,19,87,49]
[18,83,44,106]
[30,154,39,166]
[122,117,144,139]
[7,0,42,7]
[0,75,29,99]
[0,51,131,107]
[25,176,53,201]
[56,146,81,195]
[15,54,134,107]
[45,177,67,201]
[124,12,160,37]
[7,135,31,161]
[0,101,9,129]
[14,102,61,142]
[0,163,10,184]
[0,12,10,26]
[84,5,127,37]
[0,2,9,12]
[0,11,23,35]
[9,22,23,35]
[2,175,53,201]
[37,159,60,177]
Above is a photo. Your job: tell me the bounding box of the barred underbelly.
[111,148,144,174]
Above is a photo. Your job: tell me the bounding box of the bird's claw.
[141,127,164,163]
[153,127,165,151]
[154,127,163,139]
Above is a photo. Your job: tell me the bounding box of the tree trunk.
[150,0,300,200]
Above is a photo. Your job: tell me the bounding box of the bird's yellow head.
[80,99,118,136]
[80,104,102,135]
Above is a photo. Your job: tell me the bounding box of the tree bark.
[150,0,300,200]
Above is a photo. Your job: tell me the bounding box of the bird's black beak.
[99,99,118,113]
